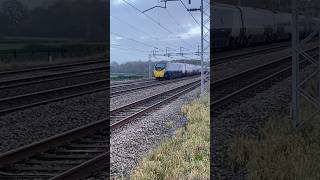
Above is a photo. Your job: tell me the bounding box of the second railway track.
[212,42,293,66]
[1,46,316,179]
[211,49,319,179]
[0,44,317,179]
[0,79,109,115]
[110,75,201,97]
[0,57,108,77]
[0,76,207,179]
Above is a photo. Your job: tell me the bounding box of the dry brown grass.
[227,79,320,179]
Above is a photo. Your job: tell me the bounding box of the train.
[212,2,320,49]
[153,62,201,80]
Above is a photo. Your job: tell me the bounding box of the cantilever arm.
[142,2,167,13]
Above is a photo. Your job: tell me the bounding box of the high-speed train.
[212,2,320,49]
[153,62,201,80]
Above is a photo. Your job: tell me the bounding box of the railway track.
[1,46,316,179]
[0,58,110,115]
[0,73,199,115]
[211,50,319,179]
[0,69,200,113]
[111,78,151,86]
[0,44,316,179]
[0,58,107,77]
[0,66,108,91]
[212,43,290,66]
[110,78,202,127]
[0,78,109,115]
[111,75,200,97]
[0,117,108,180]
[0,77,206,179]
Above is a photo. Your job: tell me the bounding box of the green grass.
[110,73,144,81]
[0,41,107,71]
[131,95,210,180]
[0,53,106,71]
[227,79,320,180]
[0,43,26,50]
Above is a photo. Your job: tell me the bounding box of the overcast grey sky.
[110,0,210,64]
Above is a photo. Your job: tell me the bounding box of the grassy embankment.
[227,79,320,179]
[131,94,210,179]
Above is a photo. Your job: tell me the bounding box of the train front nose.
[153,70,165,78]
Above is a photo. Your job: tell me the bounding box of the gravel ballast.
[212,42,316,80]
[110,83,209,178]
[110,77,200,110]
[0,72,108,98]
[0,43,314,179]
[0,91,108,153]
[0,62,107,82]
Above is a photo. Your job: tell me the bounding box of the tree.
[0,0,28,35]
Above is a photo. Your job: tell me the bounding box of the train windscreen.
[155,63,166,71]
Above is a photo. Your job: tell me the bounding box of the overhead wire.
[179,0,201,26]
[121,0,174,34]
[113,0,210,62]
[121,0,196,50]
[110,15,175,50]
[111,31,161,50]
[111,44,151,53]
[164,8,196,50]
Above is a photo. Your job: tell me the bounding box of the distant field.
[0,44,26,50]
[111,73,144,81]
[1,36,82,43]
[0,36,107,63]
[0,36,107,50]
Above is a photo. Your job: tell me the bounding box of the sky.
[110,0,210,64]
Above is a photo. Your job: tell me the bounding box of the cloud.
[112,0,123,5]
[180,26,201,39]
[115,36,123,40]
[112,0,137,6]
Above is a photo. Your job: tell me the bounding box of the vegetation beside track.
[131,94,210,179]
[227,79,320,179]
[0,53,106,71]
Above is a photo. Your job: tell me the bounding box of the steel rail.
[0,58,107,76]
[0,78,205,179]
[111,76,200,97]
[210,50,319,180]
[0,47,317,179]
[0,79,109,115]
[0,118,108,179]
[110,78,151,86]
[0,47,314,178]
[0,67,108,90]
[212,44,290,66]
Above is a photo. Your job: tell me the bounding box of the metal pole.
[166,47,168,57]
[200,0,204,96]
[318,30,320,100]
[292,0,299,128]
[149,54,152,79]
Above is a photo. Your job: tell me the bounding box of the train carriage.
[153,62,201,80]
[212,3,242,49]
[212,2,319,50]
[274,12,291,41]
